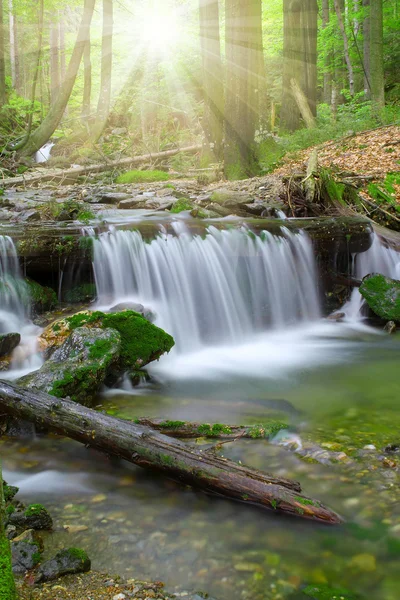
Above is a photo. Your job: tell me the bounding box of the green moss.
[3,484,18,503]
[197,423,232,437]
[87,338,115,361]
[359,274,400,322]
[6,505,15,515]
[65,547,89,562]
[271,499,278,510]
[78,236,95,259]
[248,422,288,439]
[302,584,358,599]
[32,551,41,566]
[24,503,46,517]
[115,170,170,184]
[295,496,318,507]
[0,536,16,600]
[26,278,58,312]
[64,283,96,303]
[158,420,186,428]
[170,198,193,213]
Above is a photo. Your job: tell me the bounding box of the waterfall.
[0,235,42,377]
[344,234,400,320]
[93,225,321,353]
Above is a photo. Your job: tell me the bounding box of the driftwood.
[0,381,342,524]
[0,145,202,189]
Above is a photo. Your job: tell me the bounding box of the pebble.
[113,594,126,600]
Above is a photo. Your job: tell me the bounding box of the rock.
[6,525,17,540]
[113,594,127,600]
[11,538,42,574]
[13,529,44,551]
[205,202,232,217]
[170,198,194,213]
[0,333,21,358]
[108,302,155,322]
[35,548,91,583]
[2,481,19,502]
[359,274,400,322]
[384,320,396,334]
[190,207,220,219]
[9,504,53,531]
[17,209,41,222]
[118,197,147,209]
[19,327,121,405]
[111,127,127,135]
[243,203,265,216]
[38,310,174,373]
[326,312,345,321]
[145,196,175,210]
[100,192,130,204]
[210,189,252,207]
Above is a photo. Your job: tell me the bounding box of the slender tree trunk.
[81,37,92,123]
[18,0,96,157]
[333,0,355,96]
[224,0,261,178]
[0,0,6,106]
[199,0,224,160]
[50,23,61,105]
[362,0,370,98]
[369,0,384,109]
[303,0,318,117]
[12,3,20,93]
[59,15,66,79]
[322,0,332,104]
[8,0,15,86]
[90,0,113,142]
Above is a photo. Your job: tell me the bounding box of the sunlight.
[139,5,181,53]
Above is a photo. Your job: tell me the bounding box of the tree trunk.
[18,0,96,157]
[0,381,342,524]
[8,0,15,87]
[50,23,61,105]
[290,78,316,128]
[59,15,66,80]
[333,0,355,96]
[362,0,370,98]
[0,0,6,106]
[199,0,224,160]
[303,0,318,117]
[224,0,262,178]
[369,0,384,110]
[81,37,92,123]
[90,0,113,142]
[322,0,332,104]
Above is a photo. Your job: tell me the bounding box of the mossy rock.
[300,584,359,599]
[19,327,121,405]
[115,170,170,184]
[26,278,58,313]
[170,198,194,213]
[64,283,96,303]
[359,273,400,323]
[35,547,91,583]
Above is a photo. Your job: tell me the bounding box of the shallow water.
[2,324,400,600]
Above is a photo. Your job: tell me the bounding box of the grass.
[115,170,170,184]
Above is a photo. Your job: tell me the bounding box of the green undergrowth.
[170,198,193,213]
[115,170,170,184]
[0,535,16,600]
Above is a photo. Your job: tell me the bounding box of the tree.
[281,0,318,132]
[363,0,371,98]
[90,0,113,142]
[0,0,5,106]
[224,0,263,178]
[199,0,224,160]
[333,0,355,96]
[81,36,92,123]
[370,0,385,109]
[322,0,332,104]
[18,0,96,157]
[50,22,61,104]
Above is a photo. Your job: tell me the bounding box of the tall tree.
[50,22,61,104]
[369,0,385,109]
[362,0,371,98]
[0,0,5,106]
[224,0,262,178]
[81,36,92,123]
[18,0,96,157]
[333,0,355,96]
[199,0,224,160]
[90,0,113,142]
[281,0,318,131]
[322,0,332,104]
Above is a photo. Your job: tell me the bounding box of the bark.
[50,23,61,105]
[18,0,96,158]
[0,0,5,106]
[59,16,66,80]
[2,145,202,188]
[8,0,15,86]
[369,0,384,109]
[0,381,342,524]
[290,78,316,129]
[224,0,262,178]
[199,0,224,160]
[333,0,355,96]
[90,0,113,142]
[12,1,20,93]
[322,0,332,105]
[81,37,92,123]
[362,0,370,98]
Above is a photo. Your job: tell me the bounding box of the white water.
[34,141,54,164]
[93,225,321,354]
[343,234,400,320]
[0,235,42,377]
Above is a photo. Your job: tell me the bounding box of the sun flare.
[139,6,181,53]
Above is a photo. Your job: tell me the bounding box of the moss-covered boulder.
[359,274,400,323]
[39,309,174,369]
[19,327,121,405]
[35,548,91,583]
[26,278,58,314]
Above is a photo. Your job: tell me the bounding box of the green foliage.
[64,283,96,303]
[368,173,400,213]
[115,170,170,184]
[170,198,193,213]
[26,278,58,312]
[0,535,16,600]
[302,584,358,599]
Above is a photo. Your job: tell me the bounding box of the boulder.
[100,192,130,204]
[0,333,21,358]
[35,548,91,583]
[11,530,43,574]
[9,504,53,531]
[205,203,232,217]
[210,189,253,208]
[118,197,147,209]
[38,310,174,372]
[19,327,121,405]
[145,196,176,210]
[359,274,400,323]
[108,302,155,322]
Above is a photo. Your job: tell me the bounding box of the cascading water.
[343,234,400,320]
[0,235,42,377]
[93,224,321,354]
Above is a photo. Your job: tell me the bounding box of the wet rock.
[0,332,21,358]
[11,539,42,574]
[205,202,232,217]
[6,525,17,540]
[210,189,252,207]
[16,209,41,222]
[9,504,53,531]
[326,312,345,322]
[359,274,400,323]
[190,207,220,219]
[100,192,131,204]
[118,197,147,209]
[108,302,155,322]
[19,327,121,405]
[13,528,44,551]
[384,320,396,334]
[145,196,175,210]
[35,548,91,583]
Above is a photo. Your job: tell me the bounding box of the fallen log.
[0,381,342,524]
[133,418,287,440]
[0,145,202,189]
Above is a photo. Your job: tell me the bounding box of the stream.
[1,218,400,600]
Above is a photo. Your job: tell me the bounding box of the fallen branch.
[0,381,342,524]
[0,145,202,189]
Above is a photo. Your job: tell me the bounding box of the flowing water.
[2,226,400,600]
